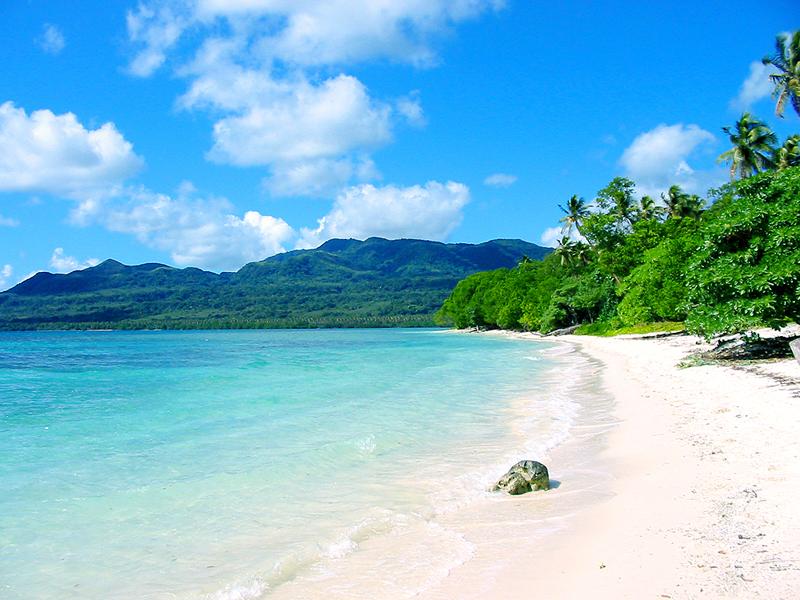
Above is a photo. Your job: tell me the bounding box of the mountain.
[0,237,549,330]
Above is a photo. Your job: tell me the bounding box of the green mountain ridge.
[0,237,549,330]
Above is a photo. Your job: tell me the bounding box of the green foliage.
[762,30,800,118]
[439,165,800,339]
[685,166,800,337]
[574,321,684,336]
[718,113,778,179]
[616,219,702,325]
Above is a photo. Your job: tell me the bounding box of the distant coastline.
[0,237,548,331]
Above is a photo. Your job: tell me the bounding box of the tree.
[597,177,638,229]
[718,113,777,179]
[685,166,800,338]
[661,185,705,219]
[558,195,590,236]
[554,236,577,267]
[639,195,666,220]
[773,134,800,170]
[762,31,800,118]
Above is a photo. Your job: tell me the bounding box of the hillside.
[0,237,548,330]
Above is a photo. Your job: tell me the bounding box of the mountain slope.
[0,237,549,329]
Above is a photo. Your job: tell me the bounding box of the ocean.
[0,329,588,599]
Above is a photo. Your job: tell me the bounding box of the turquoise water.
[0,329,570,599]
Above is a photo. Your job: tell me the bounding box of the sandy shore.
[420,331,800,599]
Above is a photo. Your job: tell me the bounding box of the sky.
[0,0,798,288]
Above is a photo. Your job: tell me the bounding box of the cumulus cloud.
[130,0,504,72]
[126,4,188,77]
[74,185,295,271]
[175,47,392,196]
[0,214,19,227]
[539,226,562,247]
[37,24,65,55]
[0,102,143,196]
[483,173,517,188]
[127,0,502,196]
[265,156,380,197]
[205,74,392,165]
[49,248,100,273]
[619,123,723,197]
[539,225,584,247]
[730,61,777,111]
[0,264,12,290]
[298,181,469,248]
[396,92,426,127]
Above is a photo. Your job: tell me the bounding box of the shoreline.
[420,330,800,599]
[263,334,612,599]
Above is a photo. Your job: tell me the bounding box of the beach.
[418,330,800,599]
[3,329,799,599]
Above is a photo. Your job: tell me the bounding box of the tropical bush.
[437,166,800,339]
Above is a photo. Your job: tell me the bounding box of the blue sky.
[0,0,797,288]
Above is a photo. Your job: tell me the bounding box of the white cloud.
[483,173,517,188]
[619,123,723,197]
[205,74,392,166]
[0,264,12,290]
[396,92,426,127]
[539,225,584,247]
[298,180,469,248]
[265,156,380,197]
[131,0,504,72]
[177,50,392,196]
[539,226,562,247]
[127,0,502,197]
[730,61,777,111]
[49,248,100,273]
[126,4,188,77]
[0,102,143,196]
[37,24,65,55]
[74,186,295,271]
[0,214,19,227]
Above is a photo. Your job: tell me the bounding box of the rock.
[493,460,550,495]
[791,338,800,366]
[545,325,580,337]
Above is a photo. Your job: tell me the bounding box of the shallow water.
[0,329,577,599]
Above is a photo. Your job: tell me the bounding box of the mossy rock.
[493,460,550,495]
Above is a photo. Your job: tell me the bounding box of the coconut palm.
[572,242,592,266]
[639,195,666,220]
[554,236,577,267]
[762,31,800,118]
[596,177,639,229]
[717,113,777,179]
[660,185,705,219]
[677,194,704,219]
[611,191,638,228]
[558,195,590,235]
[773,134,800,169]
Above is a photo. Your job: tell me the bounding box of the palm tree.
[762,31,800,118]
[677,194,704,219]
[773,134,800,169]
[554,236,577,267]
[558,195,589,235]
[572,242,592,266]
[612,191,638,228]
[717,113,777,179]
[639,195,666,220]
[661,185,705,219]
[597,177,638,229]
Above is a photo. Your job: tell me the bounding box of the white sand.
[420,332,800,599]
[266,331,799,599]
